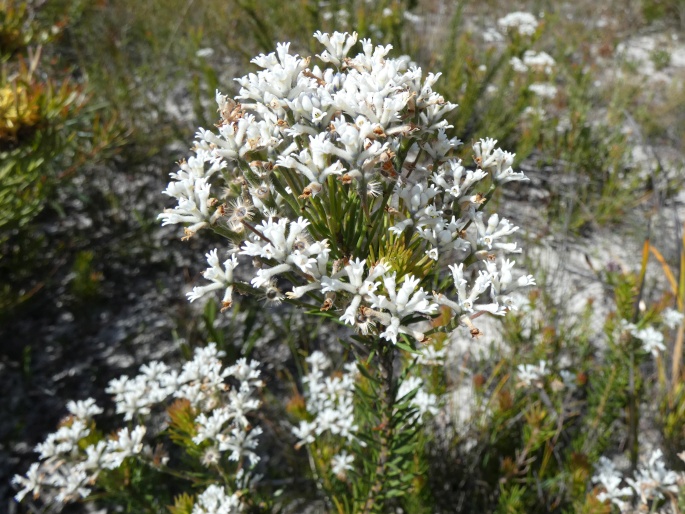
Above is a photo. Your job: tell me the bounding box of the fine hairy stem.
[362,340,395,514]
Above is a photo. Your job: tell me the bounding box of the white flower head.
[498,12,539,36]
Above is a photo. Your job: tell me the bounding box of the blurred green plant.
[0,1,123,317]
[641,0,685,29]
[651,48,671,70]
[69,250,103,301]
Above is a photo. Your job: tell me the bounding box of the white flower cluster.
[417,342,447,366]
[663,307,684,330]
[160,31,535,344]
[528,83,557,99]
[106,343,261,417]
[619,314,679,358]
[631,326,666,357]
[331,450,355,479]
[497,12,539,37]
[13,344,263,509]
[592,457,634,511]
[192,484,243,514]
[12,399,145,504]
[397,376,439,419]
[510,51,556,75]
[592,450,684,511]
[292,351,359,448]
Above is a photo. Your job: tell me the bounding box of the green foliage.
[651,48,671,70]
[416,272,628,512]
[661,381,685,457]
[168,492,195,514]
[70,250,103,300]
[0,71,84,239]
[0,1,123,318]
[641,0,685,28]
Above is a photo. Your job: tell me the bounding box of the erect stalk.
[628,345,639,472]
[628,236,650,472]
[362,339,395,514]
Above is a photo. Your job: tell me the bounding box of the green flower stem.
[362,338,395,514]
[628,343,639,472]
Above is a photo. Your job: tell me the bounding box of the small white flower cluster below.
[592,450,684,511]
[292,351,360,448]
[510,51,556,75]
[13,344,264,509]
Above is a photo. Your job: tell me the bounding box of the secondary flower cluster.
[160,31,535,346]
[292,350,439,474]
[619,308,683,357]
[13,344,264,510]
[396,376,439,419]
[497,12,539,37]
[292,351,360,448]
[12,399,145,504]
[592,450,684,511]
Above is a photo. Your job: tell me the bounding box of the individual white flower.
[102,426,146,469]
[193,407,234,445]
[474,213,520,251]
[631,326,666,357]
[434,263,502,316]
[54,467,91,503]
[368,273,437,344]
[663,308,684,330]
[217,425,263,465]
[174,343,234,409]
[12,463,42,502]
[516,360,548,388]
[82,441,107,470]
[187,250,239,311]
[321,258,388,326]
[431,158,487,201]
[313,30,358,67]
[293,420,316,447]
[226,358,264,389]
[241,216,329,289]
[485,259,535,310]
[473,137,499,169]
[66,398,103,420]
[331,450,355,478]
[158,171,216,239]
